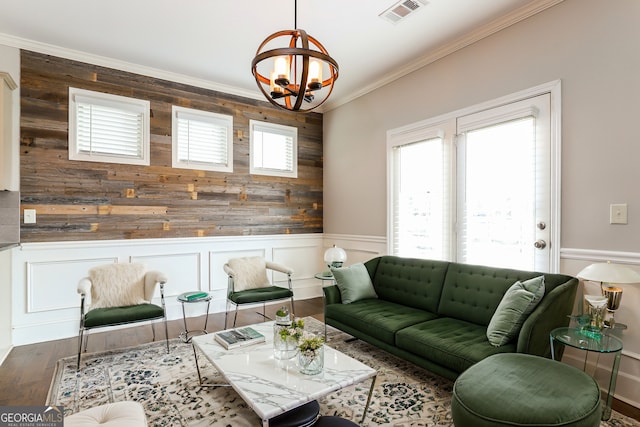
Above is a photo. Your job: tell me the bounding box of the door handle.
[534,240,547,249]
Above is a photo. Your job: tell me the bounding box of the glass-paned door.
[456,93,551,271]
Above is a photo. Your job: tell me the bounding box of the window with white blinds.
[172,106,233,172]
[68,87,150,165]
[388,121,455,261]
[456,116,537,270]
[250,120,297,178]
[388,84,559,272]
[392,137,449,260]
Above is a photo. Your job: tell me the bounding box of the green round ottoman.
[451,353,601,427]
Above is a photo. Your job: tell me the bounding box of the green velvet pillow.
[331,263,378,304]
[487,275,545,347]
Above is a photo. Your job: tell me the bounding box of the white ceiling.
[0,0,561,111]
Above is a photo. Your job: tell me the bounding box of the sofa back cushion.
[365,256,449,313]
[438,262,574,326]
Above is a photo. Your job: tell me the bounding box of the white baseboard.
[0,345,11,366]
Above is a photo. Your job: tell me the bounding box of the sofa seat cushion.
[325,299,437,345]
[396,317,514,373]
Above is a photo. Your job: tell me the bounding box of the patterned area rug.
[48,317,638,426]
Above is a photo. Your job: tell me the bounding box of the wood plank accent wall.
[19,50,323,242]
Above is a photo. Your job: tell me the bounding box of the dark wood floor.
[1,297,638,422]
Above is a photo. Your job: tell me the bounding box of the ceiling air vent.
[379,0,429,24]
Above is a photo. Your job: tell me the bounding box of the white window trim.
[171,106,233,173]
[387,80,562,272]
[68,87,150,165]
[249,120,298,178]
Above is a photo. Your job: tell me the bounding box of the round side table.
[314,272,335,285]
[550,326,623,420]
[177,291,212,343]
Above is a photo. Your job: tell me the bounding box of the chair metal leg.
[163,315,170,354]
[224,300,230,330]
[77,327,84,369]
[233,306,239,328]
[151,321,157,341]
[290,296,295,316]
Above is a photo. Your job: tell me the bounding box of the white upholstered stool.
[65,401,147,427]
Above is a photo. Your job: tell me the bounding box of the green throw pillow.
[331,263,378,304]
[486,275,545,347]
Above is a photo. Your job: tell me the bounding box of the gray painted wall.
[323,0,640,254]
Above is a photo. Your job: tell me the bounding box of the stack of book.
[214,327,265,349]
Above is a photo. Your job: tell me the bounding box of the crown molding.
[322,0,565,112]
[0,32,265,102]
[0,0,565,114]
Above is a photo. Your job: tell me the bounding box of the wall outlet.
[609,203,627,224]
[24,209,36,224]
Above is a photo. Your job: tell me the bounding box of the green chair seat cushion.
[229,286,293,305]
[84,303,165,328]
[396,318,514,373]
[451,353,601,427]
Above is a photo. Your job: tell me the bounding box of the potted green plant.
[297,331,325,375]
[274,317,304,360]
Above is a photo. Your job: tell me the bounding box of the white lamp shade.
[324,245,347,268]
[577,262,640,284]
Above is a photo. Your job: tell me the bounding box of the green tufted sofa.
[323,255,578,380]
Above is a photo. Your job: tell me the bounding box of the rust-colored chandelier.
[251,0,339,113]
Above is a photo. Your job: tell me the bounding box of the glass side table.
[177,291,212,343]
[550,327,623,420]
[314,272,336,285]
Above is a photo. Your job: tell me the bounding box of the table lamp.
[577,262,640,329]
[323,245,347,276]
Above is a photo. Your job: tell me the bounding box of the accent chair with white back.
[76,263,169,368]
[223,256,294,328]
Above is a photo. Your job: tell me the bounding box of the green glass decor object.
[584,295,608,331]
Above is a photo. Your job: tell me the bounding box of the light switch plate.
[24,208,36,224]
[610,204,627,224]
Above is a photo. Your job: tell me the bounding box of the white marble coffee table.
[191,321,377,426]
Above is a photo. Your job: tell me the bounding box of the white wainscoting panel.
[27,257,117,313]
[10,235,638,413]
[132,252,202,319]
[11,234,323,346]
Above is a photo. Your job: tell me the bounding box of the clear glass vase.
[584,295,608,338]
[297,345,324,375]
[273,329,298,360]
